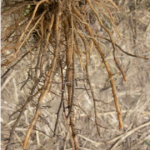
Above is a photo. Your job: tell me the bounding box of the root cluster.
[2,0,148,149]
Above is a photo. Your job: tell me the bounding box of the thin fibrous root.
[73,5,123,130]
[22,2,62,149]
